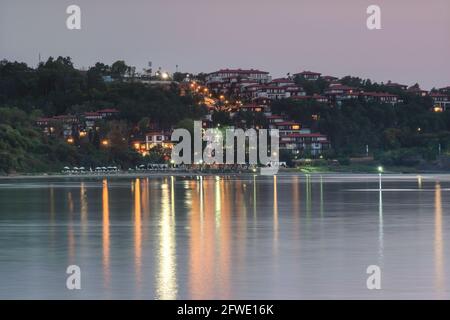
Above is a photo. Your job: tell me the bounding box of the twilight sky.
[1,0,449,89]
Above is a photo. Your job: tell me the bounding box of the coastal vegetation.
[0,57,206,173]
[1,57,450,174]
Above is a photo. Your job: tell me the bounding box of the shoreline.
[1,169,450,180]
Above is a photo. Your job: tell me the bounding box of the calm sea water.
[0,174,449,299]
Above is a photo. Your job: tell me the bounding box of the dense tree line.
[271,95,450,166]
[1,56,449,172]
[0,57,206,173]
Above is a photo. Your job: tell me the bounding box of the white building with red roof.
[430,93,450,111]
[280,133,330,156]
[407,85,428,97]
[270,78,296,87]
[98,108,120,118]
[385,81,408,91]
[438,86,450,95]
[322,75,339,82]
[206,68,271,84]
[291,94,328,104]
[360,92,400,105]
[324,83,359,105]
[294,71,322,81]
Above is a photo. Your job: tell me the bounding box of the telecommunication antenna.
[148,61,152,75]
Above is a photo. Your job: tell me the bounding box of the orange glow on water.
[102,179,110,288]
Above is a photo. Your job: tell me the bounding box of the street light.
[378,166,383,190]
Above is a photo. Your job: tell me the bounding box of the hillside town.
[33,65,450,170]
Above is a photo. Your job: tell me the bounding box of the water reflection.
[134,179,142,291]
[273,175,279,250]
[378,179,384,265]
[188,176,233,298]
[253,175,257,220]
[305,175,312,219]
[156,178,177,299]
[49,185,55,222]
[67,191,75,264]
[2,174,450,299]
[80,182,88,234]
[189,176,214,299]
[217,177,231,299]
[102,179,110,288]
[434,182,445,297]
[320,176,324,218]
[142,178,150,220]
[48,185,55,247]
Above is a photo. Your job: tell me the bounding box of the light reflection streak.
[378,180,384,266]
[434,182,445,297]
[189,175,214,298]
[417,175,423,189]
[215,176,221,229]
[134,179,142,291]
[200,176,204,228]
[273,175,278,251]
[156,178,177,299]
[49,186,55,246]
[253,175,257,220]
[218,176,231,298]
[305,175,312,220]
[292,175,300,236]
[320,176,324,218]
[80,182,88,234]
[236,180,247,274]
[102,179,110,288]
[67,191,75,264]
[142,178,150,220]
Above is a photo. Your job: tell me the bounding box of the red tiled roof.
[362,92,398,98]
[327,84,354,90]
[211,68,269,75]
[275,121,300,126]
[430,93,449,97]
[407,86,427,92]
[52,115,77,119]
[271,78,294,83]
[98,108,119,113]
[285,133,327,138]
[240,104,261,108]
